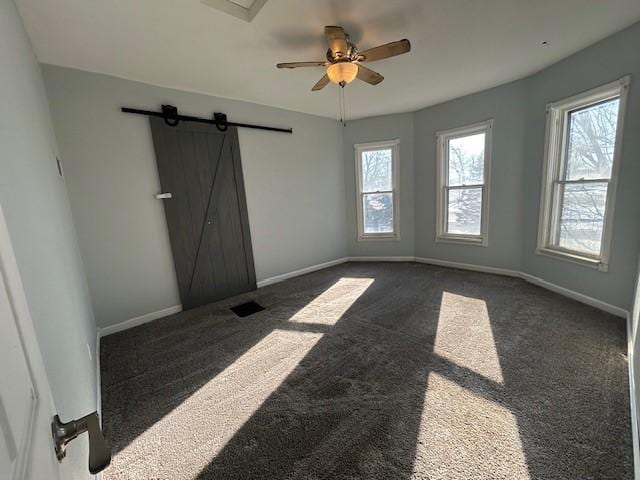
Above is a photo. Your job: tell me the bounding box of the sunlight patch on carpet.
[115,277,373,479]
[433,291,504,384]
[116,329,324,477]
[287,277,374,326]
[412,372,529,479]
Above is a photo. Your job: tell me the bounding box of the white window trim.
[435,119,493,246]
[355,139,400,241]
[536,76,630,272]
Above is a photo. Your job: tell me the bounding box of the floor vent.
[230,300,265,317]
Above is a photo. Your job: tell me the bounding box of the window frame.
[355,139,400,241]
[536,76,630,271]
[435,119,493,246]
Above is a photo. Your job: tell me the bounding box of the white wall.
[0,1,97,478]
[42,65,347,328]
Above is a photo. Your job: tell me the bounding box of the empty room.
[2,0,640,479]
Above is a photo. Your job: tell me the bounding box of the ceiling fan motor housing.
[326,35,359,63]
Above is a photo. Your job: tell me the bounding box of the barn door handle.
[52,412,111,474]
[156,192,172,199]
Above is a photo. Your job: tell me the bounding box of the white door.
[0,205,61,480]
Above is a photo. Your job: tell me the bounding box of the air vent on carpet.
[230,300,265,317]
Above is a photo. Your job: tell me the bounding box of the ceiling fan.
[277,26,411,91]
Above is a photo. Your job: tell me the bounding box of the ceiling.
[16,0,640,120]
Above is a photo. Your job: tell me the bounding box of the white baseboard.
[348,256,415,262]
[414,256,521,278]
[95,329,101,416]
[94,305,181,477]
[95,329,102,480]
[256,257,349,288]
[92,254,634,478]
[95,327,102,480]
[96,256,628,340]
[99,304,183,337]
[520,272,627,318]
[627,314,640,480]
[414,256,627,318]
[98,258,352,337]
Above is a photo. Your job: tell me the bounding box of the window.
[537,77,629,271]
[355,140,399,240]
[436,120,493,246]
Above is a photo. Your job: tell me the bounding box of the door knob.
[51,411,111,474]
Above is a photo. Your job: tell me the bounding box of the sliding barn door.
[150,118,256,310]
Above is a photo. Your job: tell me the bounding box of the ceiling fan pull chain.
[338,85,346,127]
[338,87,344,125]
[337,85,342,124]
[340,86,343,125]
[343,87,348,126]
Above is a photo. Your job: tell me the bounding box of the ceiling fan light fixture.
[276,26,410,91]
[327,62,358,86]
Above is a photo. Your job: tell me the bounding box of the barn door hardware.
[213,112,228,132]
[121,105,292,134]
[161,105,179,126]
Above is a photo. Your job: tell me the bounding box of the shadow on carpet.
[100,262,632,479]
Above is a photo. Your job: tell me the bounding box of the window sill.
[535,247,608,272]
[436,234,487,247]
[358,233,400,242]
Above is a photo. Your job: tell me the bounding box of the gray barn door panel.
[150,118,256,309]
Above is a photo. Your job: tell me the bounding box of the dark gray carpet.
[100,262,632,479]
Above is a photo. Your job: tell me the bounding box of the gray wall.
[43,66,347,328]
[522,22,640,309]
[343,113,414,257]
[0,1,96,478]
[413,81,528,271]
[39,21,640,333]
[344,82,528,273]
[344,21,640,310]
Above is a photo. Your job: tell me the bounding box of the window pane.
[362,149,392,192]
[447,188,482,235]
[565,98,619,180]
[363,193,393,234]
[557,182,608,255]
[448,133,485,186]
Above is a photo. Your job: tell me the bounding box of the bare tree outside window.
[446,133,485,235]
[436,121,491,245]
[554,98,619,255]
[537,77,628,269]
[356,144,397,238]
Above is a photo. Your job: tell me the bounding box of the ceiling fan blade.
[312,74,330,91]
[325,26,349,58]
[356,65,384,85]
[277,61,327,69]
[358,39,411,63]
